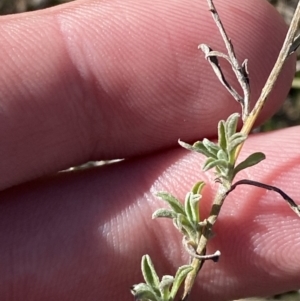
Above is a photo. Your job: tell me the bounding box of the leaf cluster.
[179,113,265,184]
[131,255,193,301]
[152,182,205,247]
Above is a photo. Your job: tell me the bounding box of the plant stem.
[205,0,250,120]
[235,0,300,158]
[181,183,229,301]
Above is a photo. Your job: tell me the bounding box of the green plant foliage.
[179,113,265,182]
[131,255,193,301]
[153,182,205,246]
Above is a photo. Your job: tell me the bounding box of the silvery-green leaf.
[178,140,194,151]
[190,194,200,225]
[217,149,228,161]
[173,217,185,233]
[185,192,201,225]
[176,214,195,239]
[233,152,266,179]
[173,214,185,233]
[215,164,229,176]
[152,209,177,220]
[176,213,192,230]
[191,181,205,195]
[202,157,215,171]
[225,113,240,138]
[156,192,185,215]
[169,265,194,299]
[142,255,160,289]
[184,192,193,224]
[228,134,247,152]
[203,158,229,172]
[192,141,215,158]
[228,132,246,144]
[218,119,227,151]
[179,140,213,158]
[159,275,174,300]
[202,138,220,157]
[131,283,160,301]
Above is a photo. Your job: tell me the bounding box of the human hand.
[0,0,299,300]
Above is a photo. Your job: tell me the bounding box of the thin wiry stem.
[199,0,250,121]
[227,179,300,217]
[235,0,300,158]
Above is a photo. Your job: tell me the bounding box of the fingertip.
[0,0,295,190]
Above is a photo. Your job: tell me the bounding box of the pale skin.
[0,0,299,300]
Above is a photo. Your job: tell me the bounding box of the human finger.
[0,0,295,190]
[0,126,299,300]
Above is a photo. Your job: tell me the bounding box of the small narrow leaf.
[178,140,194,151]
[156,192,185,215]
[190,194,201,225]
[233,152,266,179]
[175,214,195,239]
[191,181,205,195]
[217,149,228,161]
[192,141,216,158]
[152,209,177,219]
[202,157,214,171]
[202,138,220,156]
[169,265,194,299]
[184,192,194,225]
[203,158,229,172]
[178,140,214,158]
[218,120,227,150]
[173,217,186,234]
[215,163,230,178]
[184,193,201,225]
[176,213,192,230]
[159,275,174,300]
[225,113,240,138]
[141,255,160,289]
[228,132,246,144]
[131,283,159,301]
[228,134,247,153]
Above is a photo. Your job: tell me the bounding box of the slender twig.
[235,0,300,158]
[227,179,300,217]
[200,0,250,120]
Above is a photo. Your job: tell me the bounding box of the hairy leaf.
[203,158,229,172]
[225,113,240,138]
[159,275,174,300]
[179,140,213,158]
[185,192,201,225]
[191,181,205,195]
[202,138,220,157]
[170,265,194,299]
[142,255,160,289]
[156,192,185,215]
[233,152,266,179]
[152,209,177,220]
[218,119,227,150]
[228,134,247,153]
[131,283,159,301]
